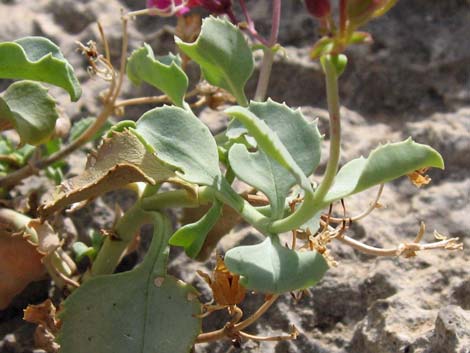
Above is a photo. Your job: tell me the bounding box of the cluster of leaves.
[0,1,459,352]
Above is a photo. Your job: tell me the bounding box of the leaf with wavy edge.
[57,214,201,353]
[225,106,312,194]
[227,100,321,219]
[224,235,328,293]
[324,138,444,203]
[176,16,253,105]
[0,37,81,101]
[0,81,59,145]
[39,130,175,219]
[135,106,221,186]
[127,45,188,107]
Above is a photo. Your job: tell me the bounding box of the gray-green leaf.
[0,37,81,101]
[225,106,312,193]
[57,214,201,353]
[135,106,221,186]
[127,44,188,107]
[0,81,59,145]
[176,16,253,105]
[324,138,445,203]
[227,100,321,219]
[225,235,328,293]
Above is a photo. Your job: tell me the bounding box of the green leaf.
[169,200,223,258]
[127,44,188,107]
[227,100,321,219]
[135,106,221,186]
[0,81,59,145]
[0,135,35,168]
[325,138,445,203]
[225,235,328,293]
[0,37,81,101]
[176,16,253,105]
[225,106,312,193]
[57,213,201,353]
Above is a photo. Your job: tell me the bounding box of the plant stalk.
[86,201,151,278]
[313,55,342,203]
[269,55,342,233]
[253,0,281,101]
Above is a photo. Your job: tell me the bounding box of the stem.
[115,95,170,108]
[238,0,269,46]
[268,0,281,47]
[339,0,348,38]
[141,187,214,211]
[254,48,274,101]
[195,294,279,343]
[336,233,463,257]
[234,294,278,331]
[97,22,111,62]
[111,13,129,103]
[87,201,151,278]
[269,55,342,233]
[253,0,281,101]
[214,177,270,233]
[269,192,318,233]
[313,56,342,203]
[325,184,384,223]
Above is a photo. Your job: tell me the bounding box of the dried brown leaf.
[39,130,176,218]
[23,299,60,332]
[24,299,60,352]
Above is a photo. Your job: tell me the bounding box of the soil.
[0,0,469,353]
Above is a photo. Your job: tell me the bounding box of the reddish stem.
[339,0,348,37]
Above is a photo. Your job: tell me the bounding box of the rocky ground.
[0,0,469,352]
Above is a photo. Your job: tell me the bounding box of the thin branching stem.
[238,0,269,46]
[324,184,384,223]
[324,220,463,257]
[111,12,129,103]
[238,328,297,342]
[115,95,170,108]
[196,295,279,344]
[97,22,111,62]
[234,294,279,331]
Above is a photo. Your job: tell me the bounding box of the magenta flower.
[304,0,331,18]
[147,0,235,20]
[146,0,200,16]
